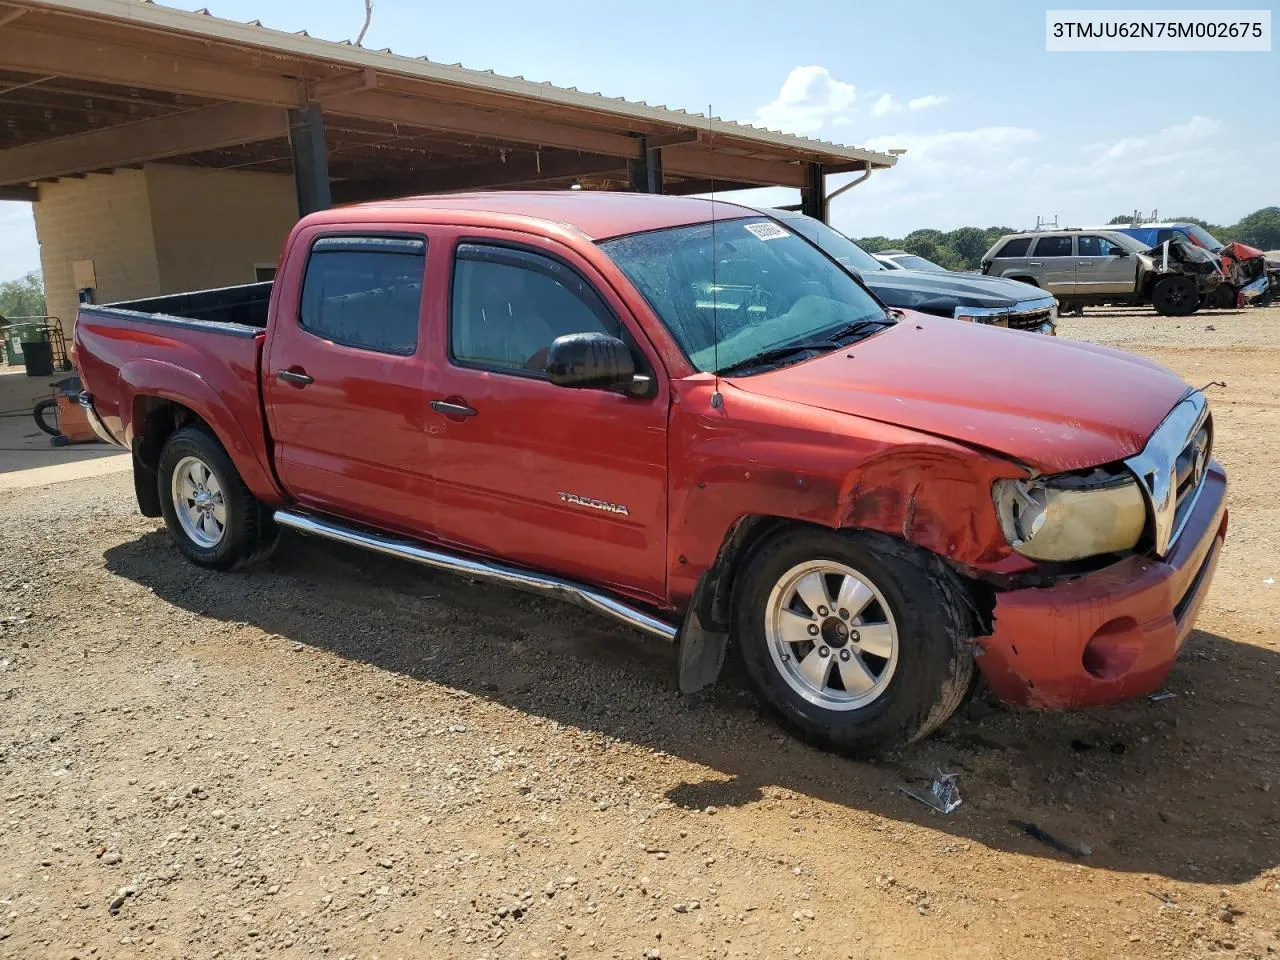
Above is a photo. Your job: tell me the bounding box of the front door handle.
[1028,261,1043,266]
[277,369,314,386]
[430,399,478,418]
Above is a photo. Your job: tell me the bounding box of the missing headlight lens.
[993,470,1147,562]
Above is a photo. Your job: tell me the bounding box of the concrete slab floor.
[0,364,129,491]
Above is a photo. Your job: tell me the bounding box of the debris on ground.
[900,771,962,814]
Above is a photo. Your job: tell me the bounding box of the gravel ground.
[2,305,1278,960]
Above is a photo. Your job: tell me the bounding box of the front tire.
[734,528,976,755]
[1208,284,1237,309]
[1151,276,1198,316]
[157,425,276,570]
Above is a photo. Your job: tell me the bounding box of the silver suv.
[981,228,1223,316]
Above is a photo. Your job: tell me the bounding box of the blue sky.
[2,0,1276,282]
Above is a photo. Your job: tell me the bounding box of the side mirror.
[1111,248,1129,257]
[546,332,648,395]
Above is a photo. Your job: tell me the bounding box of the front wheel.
[1151,275,1198,316]
[157,425,276,570]
[1208,284,1237,309]
[734,528,976,755]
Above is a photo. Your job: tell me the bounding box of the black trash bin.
[21,339,54,377]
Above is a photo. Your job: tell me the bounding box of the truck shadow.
[104,529,1280,886]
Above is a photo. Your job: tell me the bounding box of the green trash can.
[4,322,46,367]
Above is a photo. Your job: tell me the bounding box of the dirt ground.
[2,306,1278,960]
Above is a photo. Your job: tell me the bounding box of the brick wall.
[34,170,162,336]
[33,164,298,337]
[146,165,296,293]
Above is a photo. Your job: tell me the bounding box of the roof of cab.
[334,191,760,241]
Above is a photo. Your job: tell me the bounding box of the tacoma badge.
[558,492,630,516]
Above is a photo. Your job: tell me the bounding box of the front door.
[1029,235,1076,295]
[1075,234,1139,294]
[426,233,669,604]
[262,229,437,536]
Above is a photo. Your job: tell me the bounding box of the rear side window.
[299,236,426,355]
[1032,236,1073,257]
[450,243,621,376]
[995,237,1032,258]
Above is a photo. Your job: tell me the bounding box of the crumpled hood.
[861,269,1047,315]
[733,314,1190,473]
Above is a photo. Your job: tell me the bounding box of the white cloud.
[871,94,898,116]
[907,94,949,111]
[755,66,857,135]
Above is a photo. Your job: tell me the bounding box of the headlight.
[993,469,1146,561]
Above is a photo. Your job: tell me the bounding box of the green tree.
[944,226,989,266]
[0,271,46,322]
[1227,206,1280,250]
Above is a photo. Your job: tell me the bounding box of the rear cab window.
[299,236,427,354]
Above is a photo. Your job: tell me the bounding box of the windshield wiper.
[716,340,843,376]
[827,315,897,343]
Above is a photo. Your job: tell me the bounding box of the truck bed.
[74,282,280,503]
[84,281,273,335]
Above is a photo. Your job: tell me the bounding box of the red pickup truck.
[74,192,1228,753]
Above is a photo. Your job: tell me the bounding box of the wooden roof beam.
[661,143,807,188]
[0,25,305,106]
[332,90,641,158]
[0,101,288,185]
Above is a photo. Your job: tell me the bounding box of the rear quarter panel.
[74,309,283,503]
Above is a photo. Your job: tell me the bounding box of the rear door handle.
[430,399,478,418]
[276,369,313,386]
[1028,261,1043,266]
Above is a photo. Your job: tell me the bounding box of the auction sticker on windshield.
[744,221,790,242]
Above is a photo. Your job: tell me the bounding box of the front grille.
[1006,308,1053,331]
[1124,393,1211,558]
[1172,416,1212,539]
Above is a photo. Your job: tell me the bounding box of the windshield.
[601,217,889,374]
[1183,224,1224,252]
[766,212,888,273]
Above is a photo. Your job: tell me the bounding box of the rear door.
[263,228,437,536]
[425,229,669,604]
[1076,234,1138,294]
[1029,235,1076,294]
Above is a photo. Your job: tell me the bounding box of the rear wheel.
[158,425,276,569]
[1151,275,1198,316]
[734,528,976,755]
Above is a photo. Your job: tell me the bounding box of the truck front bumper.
[975,463,1227,709]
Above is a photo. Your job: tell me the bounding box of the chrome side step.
[273,509,679,643]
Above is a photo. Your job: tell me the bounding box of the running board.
[273,510,679,643]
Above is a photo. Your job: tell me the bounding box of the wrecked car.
[73,193,1228,753]
[762,208,1058,334]
[982,228,1223,316]
[1103,222,1277,307]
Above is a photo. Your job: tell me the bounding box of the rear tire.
[1151,276,1198,316]
[157,425,277,570]
[734,527,976,755]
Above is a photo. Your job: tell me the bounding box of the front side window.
[299,236,425,354]
[602,216,888,374]
[1032,236,1073,257]
[1077,235,1119,257]
[451,243,621,375]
